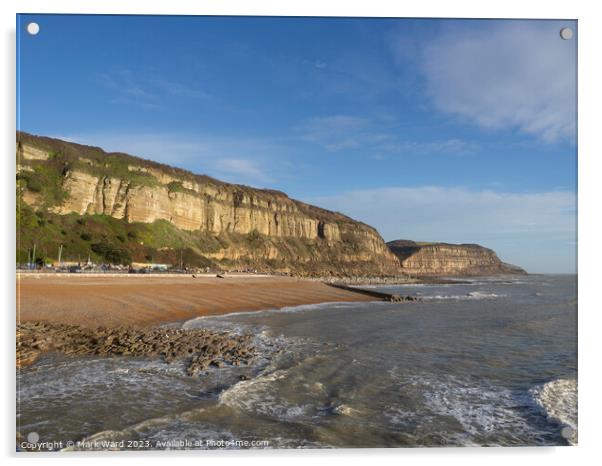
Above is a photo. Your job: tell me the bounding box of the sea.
[17,274,577,450]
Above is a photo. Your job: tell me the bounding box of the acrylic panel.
[16,15,577,451]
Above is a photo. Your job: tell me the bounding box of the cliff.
[16,132,400,275]
[387,240,526,276]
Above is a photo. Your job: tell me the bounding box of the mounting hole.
[559,27,573,40]
[26,22,40,36]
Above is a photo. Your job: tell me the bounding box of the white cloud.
[96,70,212,108]
[314,186,575,239]
[212,158,270,183]
[378,138,478,156]
[298,114,478,155]
[312,59,327,69]
[311,186,576,272]
[392,21,576,143]
[57,132,284,185]
[299,115,371,151]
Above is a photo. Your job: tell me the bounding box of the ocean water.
[17,274,577,449]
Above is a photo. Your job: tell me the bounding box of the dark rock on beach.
[16,321,257,375]
[388,294,417,302]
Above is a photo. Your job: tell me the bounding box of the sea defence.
[327,283,418,302]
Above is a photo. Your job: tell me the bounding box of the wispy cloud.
[57,132,288,186]
[300,58,328,70]
[96,69,212,108]
[391,21,576,143]
[311,186,576,272]
[377,138,479,157]
[149,77,212,100]
[212,158,271,183]
[299,115,372,151]
[313,186,575,239]
[298,114,478,156]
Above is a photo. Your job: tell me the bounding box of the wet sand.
[17,274,373,328]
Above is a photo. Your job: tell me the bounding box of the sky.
[16,15,577,273]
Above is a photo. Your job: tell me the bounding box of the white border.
[2,1,601,465]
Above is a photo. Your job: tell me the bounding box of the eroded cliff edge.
[387,240,527,276]
[16,132,400,276]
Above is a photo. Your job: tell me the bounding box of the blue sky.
[17,15,577,273]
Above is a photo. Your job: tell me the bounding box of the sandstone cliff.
[387,240,526,276]
[16,132,400,275]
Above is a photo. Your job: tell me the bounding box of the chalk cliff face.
[16,132,399,275]
[387,240,526,276]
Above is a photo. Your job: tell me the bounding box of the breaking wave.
[218,369,311,421]
[385,370,570,446]
[529,378,578,445]
[420,291,506,301]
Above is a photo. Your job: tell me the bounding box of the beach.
[17,273,374,328]
[17,274,578,448]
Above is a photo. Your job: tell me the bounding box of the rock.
[17,133,402,276]
[387,240,526,276]
[16,321,258,375]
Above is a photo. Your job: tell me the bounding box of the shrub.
[26,177,42,192]
[91,241,131,265]
[167,181,184,193]
[247,229,261,241]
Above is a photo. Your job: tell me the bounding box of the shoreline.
[17,274,378,329]
[16,274,417,369]
[17,270,482,285]
[15,272,514,329]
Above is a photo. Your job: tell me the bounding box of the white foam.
[218,369,310,421]
[62,411,240,450]
[420,291,506,301]
[182,301,388,330]
[332,404,360,416]
[263,300,390,315]
[529,378,578,444]
[468,291,504,299]
[386,371,558,446]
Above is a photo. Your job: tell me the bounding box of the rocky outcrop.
[20,144,50,161]
[17,321,257,373]
[387,240,526,276]
[16,132,400,275]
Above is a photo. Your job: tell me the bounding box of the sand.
[17,274,374,328]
